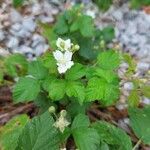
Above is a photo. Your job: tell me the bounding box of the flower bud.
[74,44,80,51]
[48,106,55,113]
[60,110,67,117]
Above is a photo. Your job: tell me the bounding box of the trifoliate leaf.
[65,63,86,80]
[48,79,66,101]
[66,81,85,104]
[5,54,28,77]
[28,60,48,80]
[97,50,120,70]
[0,115,29,150]
[16,111,60,150]
[13,77,40,103]
[128,89,140,107]
[72,114,100,150]
[129,107,150,145]
[86,77,119,105]
[92,121,132,150]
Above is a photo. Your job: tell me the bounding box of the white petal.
[66,61,74,69]
[53,50,63,61]
[56,38,63,48]
[64,39,71,50]
[57,65,68,74]
[64,51,73,61]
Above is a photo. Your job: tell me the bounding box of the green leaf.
[40,23,57,48]
[95,68,119,84]
[129,107,150,145]
[54,15,69,35]
[16,111,60,150]
[48,79,66,100]
[28,60,48,80]
[34,93,53,114]
[141,85,150,98]
[72,114,100,150]
[0,115,29,150]
[101,26,115,43]
[86,77,119,106]
[13,77,40,103]
[72,114,90,129]
[5,54,28,77]
[0,71,3,82]
[65,63,86,80]
[78,38,98,60]
[67,101,89,118]
[128,89,140,107]
[40,53,57,74]
[93,121,132,150]
[93,0,112,12]
[79,15,94,37]
[97,50,120,70]
[130,0,150,9]
[13,0,25,8]
[66,81,85,104]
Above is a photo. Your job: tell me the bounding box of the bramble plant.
[0,4,150,150]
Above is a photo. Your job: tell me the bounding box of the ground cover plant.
[0,3,150,150]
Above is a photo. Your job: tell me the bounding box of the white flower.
[56,38,72,51]
[86,10,96,19]
[53,111,70,133]
[53,50,74,74]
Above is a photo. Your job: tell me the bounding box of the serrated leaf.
[5,54,28,77]
[93,0,112,12]
[97,50,120,70]
[72,114,90,129]
[67,101,89,118]
[72,114,100,150]
[128,89,140,107]
[79,15,94,37]
[54,15,69,35]
[28,60,48,80]
[16,111,60,150]
[40,53,57,74]
[86,77,119,106]
[129,107,150,145]
[66,81,85,104]
[93,121,132,150]
[48,79,66,101]
[78,38,98,60]
[141,85,150,98]
[0,115,29,150]
[95,68,119,84]
[13,77,40,103]
[101,26,115,43]
[40,23,57,48]
[34,93,53,114]
[65,63,86,80]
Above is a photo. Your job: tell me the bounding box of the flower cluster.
[53,38,79,74]
[53,110,70,133]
